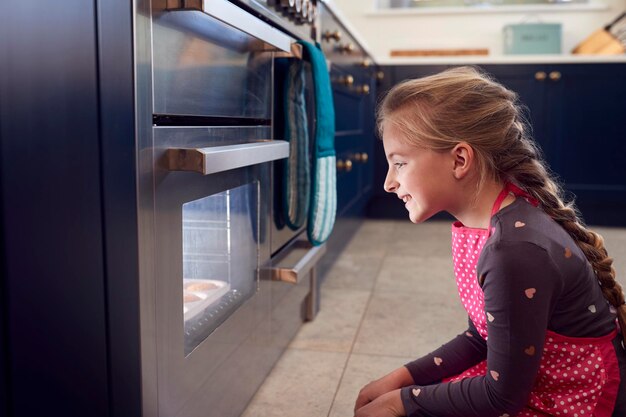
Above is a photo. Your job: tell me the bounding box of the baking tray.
[183,278,230,321]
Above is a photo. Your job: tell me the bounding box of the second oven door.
[153,126,281,416]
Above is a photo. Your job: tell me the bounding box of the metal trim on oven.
[263,240,326,284]
[166,140,289,174]
[165,0,295,53]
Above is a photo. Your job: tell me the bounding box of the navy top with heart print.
[400,197,626,417]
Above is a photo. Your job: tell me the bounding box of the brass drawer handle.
[353,152,369,163]
[337,75,354,86]
[336,43,355,54]
[355,84,370,95]
[549,71,562,81]
[322,30,342,42]
[535,71,547,81]
[336,159,353,172]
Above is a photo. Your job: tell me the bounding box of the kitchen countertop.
[377,54,626,65]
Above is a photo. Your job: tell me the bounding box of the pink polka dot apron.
[446,183,621,417]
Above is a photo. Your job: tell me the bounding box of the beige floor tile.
[375,255,456,296]
[338,221,398,258]
[241,349,348,417]
[328,353,414,417]
[289,288,371,352]
[357,219,402,235]
[323,253,384,291]
[387,221,452,257]
[339,235,388,258]
[352,289,466,358]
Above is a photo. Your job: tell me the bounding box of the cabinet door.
[482,65,553,169]
[332,66,367,134]
[335,136,361,216]
[548,64,626,225]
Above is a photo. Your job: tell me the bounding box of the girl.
[353,67,626,417]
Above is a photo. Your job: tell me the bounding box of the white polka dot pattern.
[448,222,619,417]
[451,222,490,339]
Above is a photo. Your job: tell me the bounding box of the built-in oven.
[136,1,326,416]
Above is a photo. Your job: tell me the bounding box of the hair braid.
[503,128,626,343]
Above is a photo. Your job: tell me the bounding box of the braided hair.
[377,66,626,344]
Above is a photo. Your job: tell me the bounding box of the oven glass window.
[182,182,259,355]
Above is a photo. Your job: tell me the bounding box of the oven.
[136,1,325,416]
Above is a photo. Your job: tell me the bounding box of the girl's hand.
[354,389,405,417]
[354,367,414,411]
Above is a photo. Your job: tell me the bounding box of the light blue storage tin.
[503,23,562,54]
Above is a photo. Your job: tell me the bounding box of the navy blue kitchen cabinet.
[369,63,626,226]
[332,66,377,217]
[317,3,378,278]
[319,4,377,219]
[1,1,141,416]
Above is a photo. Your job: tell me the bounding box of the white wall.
[330,0,626,61]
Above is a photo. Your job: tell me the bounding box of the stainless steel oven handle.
[263,241,327,284]
[165,140,289,175]
[166,0,295,53]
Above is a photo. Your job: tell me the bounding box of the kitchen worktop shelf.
[377,54,626,65]
[367,2,608,16]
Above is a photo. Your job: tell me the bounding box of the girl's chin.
[407,206,435,224]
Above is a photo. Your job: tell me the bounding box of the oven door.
[153,126,287,416]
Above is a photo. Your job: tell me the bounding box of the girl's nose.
[384,171,398,193]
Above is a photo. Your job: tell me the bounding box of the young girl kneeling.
[354,66,626,417]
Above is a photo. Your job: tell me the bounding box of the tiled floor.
[241,219,626,417]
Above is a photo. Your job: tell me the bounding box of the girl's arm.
[404,319,486,386]
[355,320,487,412]
[401,241,561,417]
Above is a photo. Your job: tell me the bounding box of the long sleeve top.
[400,198,624,417]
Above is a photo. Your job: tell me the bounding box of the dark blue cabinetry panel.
[0,2,111,416]
[485,64,626,226]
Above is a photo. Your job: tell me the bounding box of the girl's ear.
[451,142,474,180]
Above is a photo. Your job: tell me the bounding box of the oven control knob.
[301,0,308,16]
[307,2,315,23]
[277,0,292,12]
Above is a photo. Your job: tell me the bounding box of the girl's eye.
[394,162,406,170]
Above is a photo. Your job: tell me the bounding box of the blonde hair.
[378,66,626,342]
